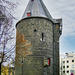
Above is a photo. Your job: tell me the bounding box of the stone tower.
[15,0,62,75]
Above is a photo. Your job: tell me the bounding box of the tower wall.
[15,17,54,75]
[53,23,61,75]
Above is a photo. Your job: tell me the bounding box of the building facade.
[15,0,62,75]
[61,53,75,75]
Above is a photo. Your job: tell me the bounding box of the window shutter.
[27,13,31,16]
[48,58,50,66]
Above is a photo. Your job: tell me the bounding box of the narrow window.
[42,33,44,41]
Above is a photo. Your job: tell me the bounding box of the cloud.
[43,0,75,54]
[44,0,75,37]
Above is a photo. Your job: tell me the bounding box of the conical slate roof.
[22,0,55,22]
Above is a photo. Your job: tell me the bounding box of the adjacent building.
[15,0,62,75]
[60,53,75,75]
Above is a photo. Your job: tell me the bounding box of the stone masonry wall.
[53,23,60,75]
[15,17,53,75]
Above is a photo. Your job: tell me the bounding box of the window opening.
[72,65,75,68]
[48,58,50,66]
[63,66,65,68]
[72,60,74,62]
[67,60,69,63]
[27,11,31,17]
[63,71,65,73]
[67,66,69,68]
[34,29,37,32]
[67,71,69,73]
[42,33,44,41]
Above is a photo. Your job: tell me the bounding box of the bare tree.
[0,0,18,75]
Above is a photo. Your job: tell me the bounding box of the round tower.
[15,0,62,75]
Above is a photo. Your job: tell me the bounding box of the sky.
[11,0,75,54]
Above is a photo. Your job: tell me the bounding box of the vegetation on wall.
[16,31,32,66]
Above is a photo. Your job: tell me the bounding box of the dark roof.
[22,0,56,22]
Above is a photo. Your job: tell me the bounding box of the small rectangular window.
[34,29,37,32]
[67,70,69,73]
[44,57,50,67]
[70,70,74,73]
[72,65,75,68]
[27,12,31,16]
[67,66,69,68]
[63,71,65,73]
[63,61,65,63]
[67,60,69,63]
[63,66,65,68]
[72,60,74,62]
